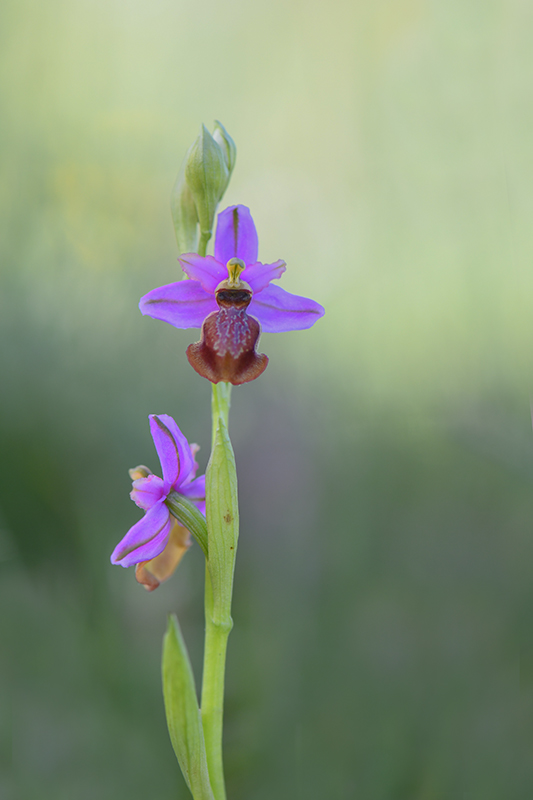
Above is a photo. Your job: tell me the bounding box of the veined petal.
[248,284,325,333]
[214,205,258,266]
[242,259,286,293]
[179,254,226,294]
[130,474,165,510]
[110,500,172,567]
[135,521,192,592]
[178,475,206,513]
[149,414,195,492]
[140,281,217,329]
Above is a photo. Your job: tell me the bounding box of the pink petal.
[179,254,226,294]
[178,475,206,508]
[139,280,217,329]
[130,474,165,510]
[149,415,195,492]
[110,500,172,567]
[248,284,325,333]
[214,205,258,266]
[242,259,286,293]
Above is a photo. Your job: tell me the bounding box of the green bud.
[171,123,237,256]
[213,120,236,188]
[185,125,229,248]
[170,151,200,256]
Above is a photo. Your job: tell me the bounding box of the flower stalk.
[200,382,238,800]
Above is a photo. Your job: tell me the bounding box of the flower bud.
[185,124,229,245]
[170,153,199,256]
[213,120,236,185]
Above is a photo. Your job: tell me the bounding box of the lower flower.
[110,415,205,590]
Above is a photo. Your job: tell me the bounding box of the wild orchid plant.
[111,122,324,799]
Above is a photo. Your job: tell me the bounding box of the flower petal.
[149,414,195,492]
[214,205,258,266]
[178,475,206,515]
[242,260,286,293]
[110,500,172,567]
[130,474,165,510]
[139,280,217,329]
[135,521,192,591]
[179,254,226,294]
[248,284,325,332]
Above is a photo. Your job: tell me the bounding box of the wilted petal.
[242,260,286,293]
[130,474,165,510]
[140,280,217,329]
[135,521,192,591]
[214,205,258,266]
[149,414,195,491]
[248,284,325,333]
[110,500,172,567]
[179,254,226,294]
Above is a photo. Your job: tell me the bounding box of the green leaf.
[162,614,215,800]
[205,415,239,625]
[165,491,209,558]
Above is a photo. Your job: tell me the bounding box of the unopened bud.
[171,122,237,256]
[213,120,236,184]
[170,153,199,256]
[185,124,229,245]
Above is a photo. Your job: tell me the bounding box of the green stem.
[210,382,231,447]
[201,568,232,800]
[198,231,211,257]
[200,382,233,800]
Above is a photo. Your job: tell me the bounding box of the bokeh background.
[1,0,531,797]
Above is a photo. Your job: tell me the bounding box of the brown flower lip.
[187,281,268,385]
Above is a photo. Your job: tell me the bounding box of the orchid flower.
[110,414,205,590]
[139,205,325,383]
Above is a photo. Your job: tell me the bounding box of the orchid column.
[110,122,324,800]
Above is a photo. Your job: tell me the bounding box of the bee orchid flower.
[139,205,325,384]
[110,414,205,590]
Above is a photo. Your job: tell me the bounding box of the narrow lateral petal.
[214,205,258,266]
[179,254,226,294]
[242,260,286,293]
[178,475,206,515]
[130,474,165,510]
[110,500,172,567]
[140,280,217,329]
[248,284,325,333]
[150,414,196,491]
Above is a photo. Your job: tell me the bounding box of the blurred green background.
[1,0,531,797]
